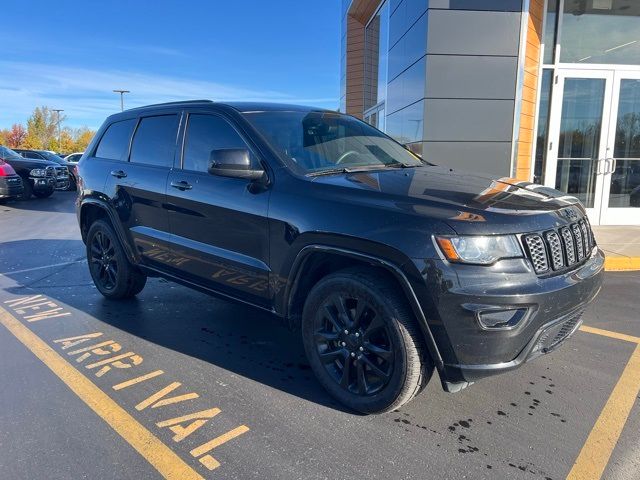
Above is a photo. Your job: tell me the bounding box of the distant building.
[340,0,640,226]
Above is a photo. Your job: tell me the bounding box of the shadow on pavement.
[0,238,351,413]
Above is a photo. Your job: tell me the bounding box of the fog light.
[477,308,528,330]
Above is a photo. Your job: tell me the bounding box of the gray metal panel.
[423,99,515,142]
[422,141,513,176]
[424,55,518,99]
[427,0,523,10]
[426,10,521,56]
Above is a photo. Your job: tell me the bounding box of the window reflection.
[554,78,606,208]
[610,79,640,207]
[364,1,389,111]
[561,0,640,64]
[543,0,558,64]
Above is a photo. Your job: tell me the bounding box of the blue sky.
[1,1,341,129]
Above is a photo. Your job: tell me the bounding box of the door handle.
[110,170,127,178]
[609,157,617,174]
[597,159,606,175]
[170,180,192,191]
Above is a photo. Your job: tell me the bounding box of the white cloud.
[0,61,337,129]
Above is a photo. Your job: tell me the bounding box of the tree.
[25,106,67,150]
[72,128,95,152]
[6,124,27,148]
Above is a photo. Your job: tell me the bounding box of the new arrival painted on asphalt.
[0,192,639,480]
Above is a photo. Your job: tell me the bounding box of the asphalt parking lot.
[0,191,639,480]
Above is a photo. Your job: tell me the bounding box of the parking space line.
[579,325,640,344]
[0,306,204,480]
[0,260,85,276]
[566,344,640,480]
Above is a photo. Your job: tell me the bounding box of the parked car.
[13,149,73,190]
[0,158,24,201]
[0,146,57,199]
[64,152,84,163]
[77,101,604,414]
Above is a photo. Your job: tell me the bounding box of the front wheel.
[302,268,432,414]
[86,220,147,299]
[33,187,54,198]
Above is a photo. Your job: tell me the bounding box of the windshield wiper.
[307,163,422,177]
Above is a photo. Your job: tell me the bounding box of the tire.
[18,177,32,200]
[302,268,432,414]
[86,220,147,299]
[33,187,54,198]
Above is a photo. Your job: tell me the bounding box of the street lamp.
[52,109,64,150]
[113,90,130,112]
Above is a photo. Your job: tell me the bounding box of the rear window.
[129,115,179,167]
[95,119,136,161]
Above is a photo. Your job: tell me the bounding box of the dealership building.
[340,0,640,225]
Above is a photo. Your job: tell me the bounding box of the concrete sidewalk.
[592,226,640,271]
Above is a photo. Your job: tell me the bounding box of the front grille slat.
[572,223,585,261]
[522,215,594,276]
[524,235,549,273]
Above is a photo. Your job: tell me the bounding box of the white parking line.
[0,260,86,276]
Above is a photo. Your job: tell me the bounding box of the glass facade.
[560,0,640,65]
[533,69,553,184]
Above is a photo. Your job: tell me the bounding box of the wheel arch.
[284,245,444,373]
[79,198,138,264]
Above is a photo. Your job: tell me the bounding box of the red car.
[0,158,24,201]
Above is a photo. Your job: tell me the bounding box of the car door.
[102,112,179,270]
[165,111,271,306]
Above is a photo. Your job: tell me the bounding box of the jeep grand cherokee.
[76,101,604,413]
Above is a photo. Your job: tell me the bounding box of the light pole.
[113,90,130,112]
[52,109,64,150]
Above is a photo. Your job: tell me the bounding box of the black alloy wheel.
[86,220,147,299]
[302,268,432,414]
[314,293,394,396]
[89,229,118,292]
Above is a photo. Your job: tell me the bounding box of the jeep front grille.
[522,218,595,275]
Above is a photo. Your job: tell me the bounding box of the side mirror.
[208,148,264,181]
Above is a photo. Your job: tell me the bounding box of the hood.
[310,165,585,235]
[1,156,59,170]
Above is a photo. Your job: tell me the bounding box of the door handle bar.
[170,180,192,191]
[110,170,127,178]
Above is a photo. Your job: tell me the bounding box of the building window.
[543,0,559,64]
[364,1,389,113]
[560,0,640,64]
[533,69,554,184]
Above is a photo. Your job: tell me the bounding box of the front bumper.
[0,175,24,198]
[30,176,56,191]
[412,247,604,383]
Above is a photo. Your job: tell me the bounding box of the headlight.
[435,235,523,265]
[30,168,47,177]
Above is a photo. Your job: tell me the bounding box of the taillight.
[0,162,16,177]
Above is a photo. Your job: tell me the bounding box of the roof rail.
[126,99,214,111]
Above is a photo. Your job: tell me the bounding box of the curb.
[604,257,640,272]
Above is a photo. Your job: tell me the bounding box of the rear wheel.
[86,220,147,299]
[302,268,432,414]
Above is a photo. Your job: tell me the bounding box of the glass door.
[600,71,640,225]
[544,69,615,224]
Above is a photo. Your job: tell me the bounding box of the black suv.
[0,145,58,199]
[77,101,604,413]
[14,149,73,190]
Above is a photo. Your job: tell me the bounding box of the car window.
[182,114,252,173]
[96,119,137,161]
[129,115,179,167]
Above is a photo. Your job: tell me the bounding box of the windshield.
[243,111,425,175]
[39,151,65,163]
[0,146,24,160]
